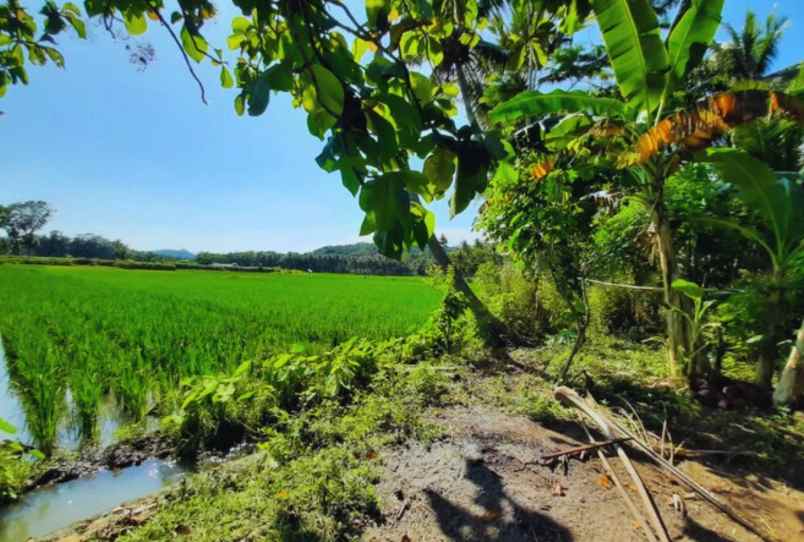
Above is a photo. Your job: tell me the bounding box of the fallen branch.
[554,387,670,542]
[582,426,658,542]
[555,386,770,541]
[540,437,633,462]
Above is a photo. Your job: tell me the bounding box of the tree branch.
[152,9,207,105]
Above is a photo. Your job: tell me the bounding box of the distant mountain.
[153,249,196,260]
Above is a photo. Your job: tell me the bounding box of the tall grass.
[0,265,440,451]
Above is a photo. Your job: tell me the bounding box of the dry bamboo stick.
[554,387,671,542]
[582,425,658,542]
[555,386,770,541]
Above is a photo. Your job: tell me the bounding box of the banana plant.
[488,0,803,381]
[701,148,804,390]
[670,279,721,381]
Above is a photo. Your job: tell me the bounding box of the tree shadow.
[424,460,573,541]
[682,517,738,542]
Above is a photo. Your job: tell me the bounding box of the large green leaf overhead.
[666,0,724,87]
[489,90,626,123]
[704,148,804,264]
[592,0,669,113]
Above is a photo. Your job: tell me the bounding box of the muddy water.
[0,459,186,541]
[1,341,189,540]
[0,340,122,451]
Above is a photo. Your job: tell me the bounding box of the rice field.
[0,264,441,451]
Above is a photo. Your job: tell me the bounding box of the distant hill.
[153,249,196,260]
[309,242,432,258]
[309,243,379,257]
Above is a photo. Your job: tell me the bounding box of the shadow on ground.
[424,460,573,541]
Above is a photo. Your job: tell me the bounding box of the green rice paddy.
[0,265,441,451]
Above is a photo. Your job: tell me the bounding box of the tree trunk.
[427,236,506,346]
[652,196,687,379]
[558,281,590,383]
[456,66,483,135]
[773,318,804,406]
[758,279,783,390]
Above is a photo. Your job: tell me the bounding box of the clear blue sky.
[1,1,802,253]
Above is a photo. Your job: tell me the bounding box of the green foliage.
[587,280,662,339]
[474,262,559,341]
[671,278,720,379]
[118,329,453,541]
[703,148,804,272]
[0,418,42,504]
[488,90,626,123]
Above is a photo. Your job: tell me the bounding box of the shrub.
[587,279,662,340]
[474,262,567,341]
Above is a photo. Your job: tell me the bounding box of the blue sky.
[1,1,802,253]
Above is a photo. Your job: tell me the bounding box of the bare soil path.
[364,405,804,542]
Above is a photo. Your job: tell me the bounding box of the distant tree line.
[195,246,432,275]
[1,201,499,277]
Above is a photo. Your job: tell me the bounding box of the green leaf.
[220,66,234,88]
[365,109,399,160]
[227,34,246,50]
[423,147,456,197]
[489,90,625,124]
[124,11,147,36]
[43,47,64,68]
[352,37,373,62]
[591,0,670,113]
[409,72,433,103]
[492,161,518,187]
[703,148,792,264]
[545,113,593,150]
[426,37,444,66]
[383,94,421,146]
[451,144,490,217]
[181,27,208,63]
[265,63,293,92]
[401,171,431,200]
[786,63,804,96]
[232,16,250,33]
[366,0,389,27]
[400,32,421,60]
[360,213,376,235]
[170,11,183,24]
[307,109,337,139]
[672,278,704,301]
[341,168,361,196]
[0,417,16,434]
[359,173,410,232]
[234,94,245,116]
[248,73,271,116]
[666,0,723,88]
[310,64,344,116]
[64,12,86,39]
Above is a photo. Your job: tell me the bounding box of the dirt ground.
[363,405,804,542]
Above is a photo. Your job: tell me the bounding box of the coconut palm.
[716,11,788,80]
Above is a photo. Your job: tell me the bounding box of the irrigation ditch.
[0,340,192,541]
